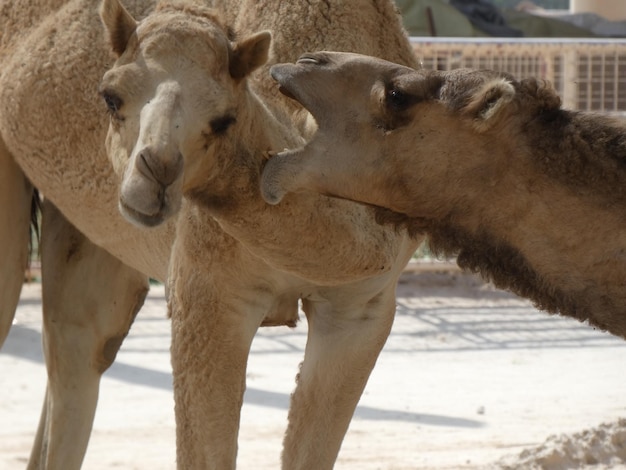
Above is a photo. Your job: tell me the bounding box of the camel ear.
[229,31,271,80]
[463,78,516,132]
[100,0,138,57]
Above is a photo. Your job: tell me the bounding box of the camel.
[99,1,420,468]
[261,51,626,340]
[1,1,419,468]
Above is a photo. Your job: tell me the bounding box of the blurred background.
[398,0,626,117]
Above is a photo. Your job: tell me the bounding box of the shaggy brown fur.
[522,111,626,205]
[377,208,604,333]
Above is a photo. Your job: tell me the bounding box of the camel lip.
[270,64,305,106]
[277,84,298,102]
[118,198,166,228]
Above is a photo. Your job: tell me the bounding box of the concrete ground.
[1,268,625,469]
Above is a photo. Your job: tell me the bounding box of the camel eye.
[101,91,124,119]
[210,115,236,135]
[386,88,411,111]
[297,55,323,65]
[377,85,418,132]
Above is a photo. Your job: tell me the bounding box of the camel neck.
[436,108,626,250]
[523,109,626,206]
[420,110,626,338]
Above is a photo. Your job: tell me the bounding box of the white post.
[561,48,578,110]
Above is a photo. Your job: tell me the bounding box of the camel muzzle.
[270,64,304,104]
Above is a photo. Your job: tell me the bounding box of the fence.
[411,37,626,114]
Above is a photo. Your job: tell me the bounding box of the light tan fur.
[99,1,420,468]
[262,51,626,340]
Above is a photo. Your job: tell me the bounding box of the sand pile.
[500,418,626,469]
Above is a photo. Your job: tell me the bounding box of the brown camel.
[261,51,626,340]
[99,2,420,468]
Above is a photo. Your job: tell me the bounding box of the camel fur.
[0,1,418,469]
[99,2,420,468]
[261,51,626,340]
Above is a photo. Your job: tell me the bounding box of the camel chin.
[119,177,181,228]
[261,149,305,205]
[118,198,170,228]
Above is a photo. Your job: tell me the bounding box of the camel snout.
[118,147,183,227]
[135,147,182,187]
[260,154,289,205]
[261,148,311,205]
[269,63,292,82]
[270,64,301,102]
[119,168,165,226]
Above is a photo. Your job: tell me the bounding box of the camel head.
[261,51,561,218]
[99,0,270,227]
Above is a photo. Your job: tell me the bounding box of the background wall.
[570,0,626,21]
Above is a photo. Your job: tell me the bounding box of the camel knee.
[96,285,148,373]
[97,333,126,373]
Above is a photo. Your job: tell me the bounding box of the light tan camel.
[99,1,420,468]
[261,51,626,340]
[1,2,419,469]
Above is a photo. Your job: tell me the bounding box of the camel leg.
[170,294,264,469]
[28,200,149,470]
[282,284,398,470]
[0,139,33,347]
[169,246,267,469]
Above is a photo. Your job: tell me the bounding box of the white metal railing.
[411,37,626,114]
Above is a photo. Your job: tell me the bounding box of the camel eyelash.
[100,90,124,120]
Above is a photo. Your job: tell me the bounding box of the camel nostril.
[135,147,182,187]
[136,148,158,182]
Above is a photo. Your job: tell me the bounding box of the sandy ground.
[1,267,625,469]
